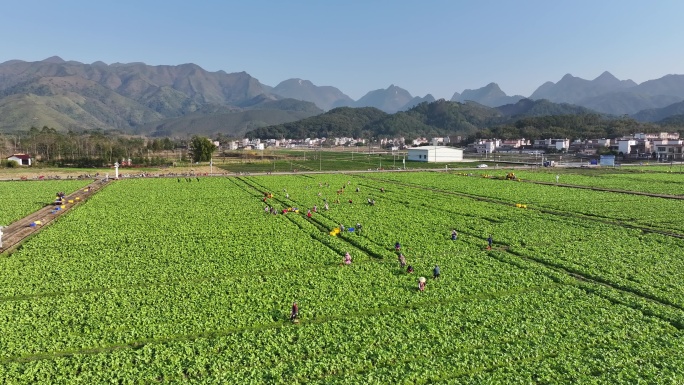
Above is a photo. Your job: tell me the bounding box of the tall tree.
[188,136,217,162]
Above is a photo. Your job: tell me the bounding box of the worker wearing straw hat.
[418,277,426,292]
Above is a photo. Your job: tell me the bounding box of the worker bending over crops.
[451,230,458,241]
[433,265,440,279]
[398,254,406,268]
[395,242,401,252]
[487,235,493,250]
[290,302,299,322]
[344,252,352,265]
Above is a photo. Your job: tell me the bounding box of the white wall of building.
[618,140,636,154]
[407,147,463,162]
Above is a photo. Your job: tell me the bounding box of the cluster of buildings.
[469,132,683,160]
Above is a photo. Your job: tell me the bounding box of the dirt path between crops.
[0,179,110,254]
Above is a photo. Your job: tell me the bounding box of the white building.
[618,140,636,155]
[407,146,463,162]
[6,154,31,166]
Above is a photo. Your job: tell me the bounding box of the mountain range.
[0,57,683,137]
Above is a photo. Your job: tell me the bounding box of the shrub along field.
[0,173,683,383]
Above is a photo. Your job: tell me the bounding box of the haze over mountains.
[0,57,683,137]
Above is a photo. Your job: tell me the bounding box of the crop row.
[379,171,684,233]
[511,168,684,196]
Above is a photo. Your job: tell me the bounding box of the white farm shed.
[407,146,463,162]
[6,154,32,166]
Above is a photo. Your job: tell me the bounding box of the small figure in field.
[395,242,401,252]
[335,198,340,204]
[451,229,458,241]
[264,206,270,214]
[418,277,426,292]
[407,265,414,274]
[344,252,352,265]
[307,210,312,218]
[433,265,440,279]
[348,199,353,204]
[286,193,290,199]
[340,224,345,232]
[313,205,317,213]
[356,187,360,192]
[556,174,560,184]
[487,235,493,250]
[324,202,329,210]
[290,302,299,322]
[380,187,385,193]
[398,253,406,268]
[355,223,362,234]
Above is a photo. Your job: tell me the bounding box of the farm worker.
[348,199,353,204]
[290,302,299,322]
[286,193,290,199]
[451,230,458,241]
[556,174,560,184]
[356,187,360,192]
[367,198,372,205]
[355,223,362,233]
[264,206,270,213]
[395,242,401,252]
[398,254,406,268]
[307,210,312,218]
[324,202,329,210]
[487,235,493,249]
[418,277,426,292]
[344,252,352,265]
[407,265,414,274]
[433,265,440,279]
[313,205,317,213]
[371,199,375,206]
[380,187,385,193]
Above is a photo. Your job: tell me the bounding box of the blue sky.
[1,0,682,100]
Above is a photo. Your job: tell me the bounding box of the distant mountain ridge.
[1,57,684,136]
[528,71,684,115]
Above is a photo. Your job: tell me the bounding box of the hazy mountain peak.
[560,73,577,81]
[272,78,353,111]
[594,71,618,82]
[354,84,413,113]
[450,82,523,107]
[42,56,65,63]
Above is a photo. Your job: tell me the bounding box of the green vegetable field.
[1,172,683,383]
[0,180,92,226]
